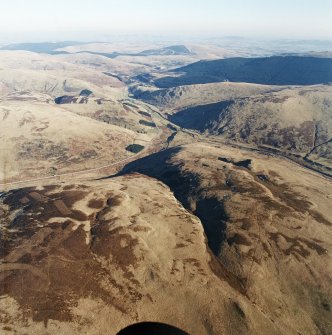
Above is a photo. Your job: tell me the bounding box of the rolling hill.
[0,93,150,182]
[0,51,125,98]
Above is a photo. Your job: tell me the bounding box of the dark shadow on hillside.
[113,147,195,209]
[169,100,233,131]
[108,147,229,256]
[155,56,332,88]
[194,198,228,255]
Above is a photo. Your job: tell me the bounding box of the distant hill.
[75,45,193,59]
[81,44,193,58]
[137,45,193,56]
[154,56,332,87]
[0,41,82,54]
[0,42,192,58]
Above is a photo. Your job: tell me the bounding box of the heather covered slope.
[1,160,331,334]
[154,56,332,88]
[0,175,279,335]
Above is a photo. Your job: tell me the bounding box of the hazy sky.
[0,0,331,42]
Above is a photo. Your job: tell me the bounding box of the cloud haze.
[0,0,331,42]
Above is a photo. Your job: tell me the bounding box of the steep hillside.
[154,56,332,88]
[169,85,332,171]
[121,143,332,335]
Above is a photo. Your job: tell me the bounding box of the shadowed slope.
[155,56,332,87]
